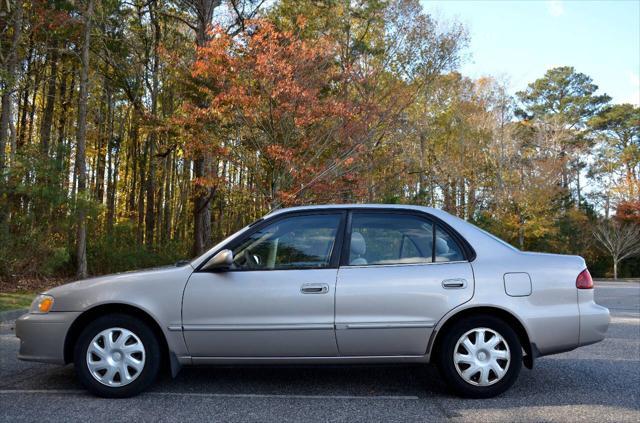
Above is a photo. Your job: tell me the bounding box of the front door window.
[232,214,341,270]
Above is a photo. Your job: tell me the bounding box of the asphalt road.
[1,282,638,422]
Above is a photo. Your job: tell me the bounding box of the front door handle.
[300,283,329,294]
[442,278,467,289]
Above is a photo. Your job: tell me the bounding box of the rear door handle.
[300,283,329,294]
[442,278,467,289]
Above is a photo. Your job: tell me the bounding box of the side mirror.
[202,249,233,271]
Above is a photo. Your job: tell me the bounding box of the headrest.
[351,232,366,255]
[435,237,449,255]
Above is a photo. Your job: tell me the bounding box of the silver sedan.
[16,204,610,398]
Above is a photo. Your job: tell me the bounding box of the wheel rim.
[86,327,146,387]
[453,327,511,387]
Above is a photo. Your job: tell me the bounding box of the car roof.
[267,204,438,216]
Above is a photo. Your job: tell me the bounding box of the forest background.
[0,0,638,295]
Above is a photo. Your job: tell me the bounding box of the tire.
[74,313,161,398]
[436,315,522,398]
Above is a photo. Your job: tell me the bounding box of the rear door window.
[434,226,465,262]
[347,213,465,265]
[348,213,434,265]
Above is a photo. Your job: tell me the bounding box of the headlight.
[30,294,55,314]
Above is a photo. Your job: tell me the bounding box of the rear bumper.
[578,300,610,347]
[15,312,80,364]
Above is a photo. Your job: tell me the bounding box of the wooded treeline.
[0,0,638,281]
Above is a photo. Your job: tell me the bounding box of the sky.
[421,0,640,105]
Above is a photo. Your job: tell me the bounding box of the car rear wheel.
[74,314,161,398]
[436,315,522,398]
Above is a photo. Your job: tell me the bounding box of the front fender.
[48,265,193,361]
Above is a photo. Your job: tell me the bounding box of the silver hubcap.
[453,327,510,386]
[86,327,145,387]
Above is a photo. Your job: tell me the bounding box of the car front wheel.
[74,313,161,398]
[436,315,522,398]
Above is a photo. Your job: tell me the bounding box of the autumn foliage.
[179,19,363,207]
[615,201,640,224]
[0,0,638,282]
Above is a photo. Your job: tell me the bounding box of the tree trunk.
[613,260,618,280]
[467,181,476,220]
[162,151,173,243]
[27,67,41,147]
[94,80,110,204]
[145,5,161,248]
[137,141,147,244]
[190,1,221,256]
[17,33,34,149]
[39,46,59,157]
[17,71,30,148]
[518,215,525,250]
[61,70,77,194]
[192,157,213,256]
[418,133,427,203]
[54,62,69,188]
[458,178,466,219]
[106,128,121,232]
[128,119,139,217]
[35,47,61,217]
[0,0,23,176]
[576,167,581,207]
[75,0,95,279]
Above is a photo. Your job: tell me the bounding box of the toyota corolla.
[16,204,610,398]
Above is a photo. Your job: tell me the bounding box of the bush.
[87,222,190,275]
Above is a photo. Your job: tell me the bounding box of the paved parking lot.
[1,281,638,422]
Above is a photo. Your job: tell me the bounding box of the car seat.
[350,232,367,265]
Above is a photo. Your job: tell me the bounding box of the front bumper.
[15,311,80,364]
[578,299,610,347]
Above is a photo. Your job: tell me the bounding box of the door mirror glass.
[202,249,234,271]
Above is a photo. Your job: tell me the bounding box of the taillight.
[576,269,594,289]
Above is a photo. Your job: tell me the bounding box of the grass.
[0,292,35,312]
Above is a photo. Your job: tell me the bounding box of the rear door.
[335,211,474,356]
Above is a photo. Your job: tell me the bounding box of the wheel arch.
[63,303,176,375]
[427,306,535,369]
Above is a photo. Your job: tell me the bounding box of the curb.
[0,308,28,322]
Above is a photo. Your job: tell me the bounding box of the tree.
[516,67,611,204]
[615,200,640,224]
[0,0,637,283]
[479,116,566,250]
[593,221,640,279]
[145,0,162,248]
[589,104,640,203]
[182,19,357,209]
[75,0,95,279]
[169,0,264,256]
[0,0,23,176]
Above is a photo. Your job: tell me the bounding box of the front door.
[182,212,344,357]
[335,211,474,356]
